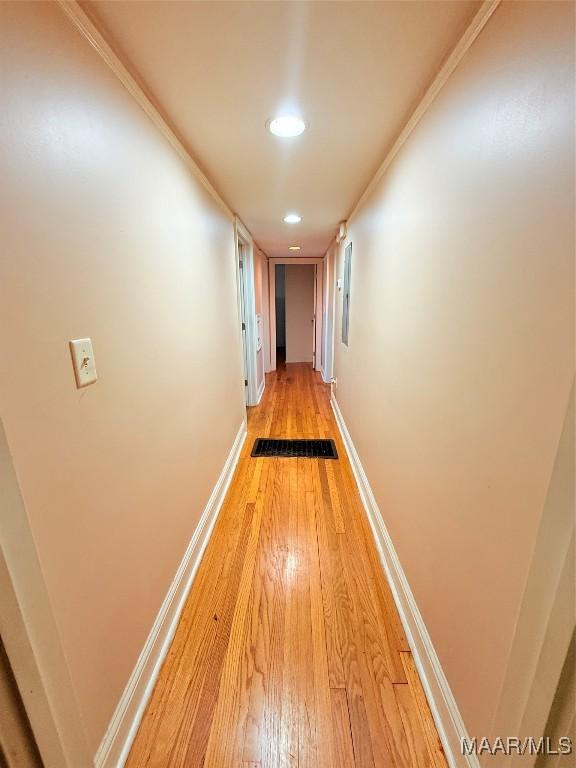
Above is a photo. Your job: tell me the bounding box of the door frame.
[491,388,575,765]
[268,257,324,373]
[0,420,91,768]
[237,244,250,404]
[234,218,259,407]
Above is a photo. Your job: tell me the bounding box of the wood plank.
[202,462,272,767]
[394,682,434,768]
[241,461,275,764]
[313,470,346,689]
[304,487,337,768]
[330,688,356,768]
[312,461,376,768]
[260,458,291,768]
[325,460,345,533]
[279,459,299,768]
[400,652,448,768]
[295,459,317,768]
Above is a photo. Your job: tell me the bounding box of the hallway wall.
[285,265,315,364]
[332,0,574,742]
[0,1,246,756]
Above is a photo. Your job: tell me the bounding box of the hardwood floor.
[126,363,447,768]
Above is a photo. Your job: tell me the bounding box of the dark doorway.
[275,264,286,367]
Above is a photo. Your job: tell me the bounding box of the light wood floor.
[126,363,448,768]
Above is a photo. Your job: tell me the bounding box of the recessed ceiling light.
[268,115,307,138]
[283,213,302,224]
[288,245,301,251]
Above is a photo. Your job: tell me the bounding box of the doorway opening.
[285,264,315,365]
[268,258,324,373]
[275,264,286,368]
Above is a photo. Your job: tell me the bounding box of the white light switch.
[69,338,98,388]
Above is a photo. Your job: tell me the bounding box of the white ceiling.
[85,0,480,257]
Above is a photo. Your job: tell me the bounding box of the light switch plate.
[69,338,98,388]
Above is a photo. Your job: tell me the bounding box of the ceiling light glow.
[268,115,307,138]
[288,245,301,251]
[283,213,302,224]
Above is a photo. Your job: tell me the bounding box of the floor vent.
[251,438,338,459]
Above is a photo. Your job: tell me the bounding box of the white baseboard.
[256,377,265,405]
[330,397,478,768]
[94,419,247,768]
[321,368,332,384]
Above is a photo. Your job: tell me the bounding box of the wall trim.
[330,397,479,768]
[347,0,500,222]
[256,378,266,405]
[94,420,247,768]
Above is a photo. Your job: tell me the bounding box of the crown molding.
[347,0,501,223]
[56,0,237,222]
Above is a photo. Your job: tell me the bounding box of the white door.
[238,252,249,403]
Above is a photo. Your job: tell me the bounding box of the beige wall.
[285,265,315,364]
[332,0,574,740]
[0,1,245,756]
